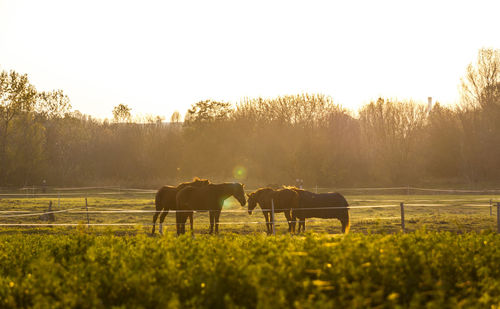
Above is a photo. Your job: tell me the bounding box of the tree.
[184,100,232,124]
[458,48,500,182]
[423,103,461,178]
[112,104,132,123]
[170,110,181,123]
[0,70,38,183]
[359,98,427,184]
[460,48,500,111]
[37,89,72,119]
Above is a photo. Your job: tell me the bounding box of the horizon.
[1,0,500,120]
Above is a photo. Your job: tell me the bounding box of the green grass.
[1,231,500,308]
[0,193,497,234]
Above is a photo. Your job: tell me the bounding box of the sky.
[1,0,499,120]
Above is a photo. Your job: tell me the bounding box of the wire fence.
[2,185,500,197]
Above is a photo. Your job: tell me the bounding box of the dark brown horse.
[247,188,299,234]
[152,178,210,234]
[175,182,246,235]
[291,188,350,234]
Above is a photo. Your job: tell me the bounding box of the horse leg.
[152,210,161,234]
[284,210,292,233]
[263,211,270,235]
[209,211,215,234]
[214,210,221,234]
[290,214,296,234]
[181,213,188,234]
[298,218,303,233]
[159,210,169,235]
[189,212,194,234]
[176,211,181,236]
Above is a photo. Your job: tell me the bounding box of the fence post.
[497,202,500,233]
[58,191,60,209]
[400,202,405,233]
[490,199,492,216]
[271,198,276,236]
[85,197,90,228]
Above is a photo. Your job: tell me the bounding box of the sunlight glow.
[1,0,499,119]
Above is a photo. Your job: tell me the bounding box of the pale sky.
[1,0,499,120]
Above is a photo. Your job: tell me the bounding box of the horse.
[291,188,350,234]
[152,178,210,234]
[247,187,299,234]
[175,182,246,235]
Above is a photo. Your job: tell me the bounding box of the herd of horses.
[152,178,350,235]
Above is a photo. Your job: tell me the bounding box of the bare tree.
[170,110,181,123]
[460,48,500,110]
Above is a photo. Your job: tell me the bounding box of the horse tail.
[155,189,163,211]
[342,211,350,234]
[338,193,350,234]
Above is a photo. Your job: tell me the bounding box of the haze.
[1,0,499,119]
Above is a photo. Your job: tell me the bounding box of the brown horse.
[247,187,299,234]
[175,182,246,235]
[291,188,350,234]
[152,178,210,234]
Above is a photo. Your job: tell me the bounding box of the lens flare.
[232,165,247,180]
[222,198,232,210]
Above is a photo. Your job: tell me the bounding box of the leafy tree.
[0,70,38,183]
[112,104,132,123]
[184,100,232,125]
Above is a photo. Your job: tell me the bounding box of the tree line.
[1,48,499,188]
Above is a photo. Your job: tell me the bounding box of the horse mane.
[253,187,275,193]
[192,177,210,183]
[176,177,210,188]
[283,185,304,191]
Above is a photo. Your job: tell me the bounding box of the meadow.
[0,190,499,308]
[0,189,497,234]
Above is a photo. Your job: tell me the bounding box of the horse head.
[233,183,246,207]
[247,193,257,215]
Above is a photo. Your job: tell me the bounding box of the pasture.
[1,189,499,307]
[0,189,497,234]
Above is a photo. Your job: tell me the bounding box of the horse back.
[155,185,177,211]
[176,185,216,211]
[294,192,348,219]
[273,188,299,211]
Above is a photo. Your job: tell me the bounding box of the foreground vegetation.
[0,231,499,308]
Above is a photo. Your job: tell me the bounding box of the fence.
[0,186,498,233]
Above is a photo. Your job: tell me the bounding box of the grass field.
[1,191,500,307]
[0,191,498,234]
